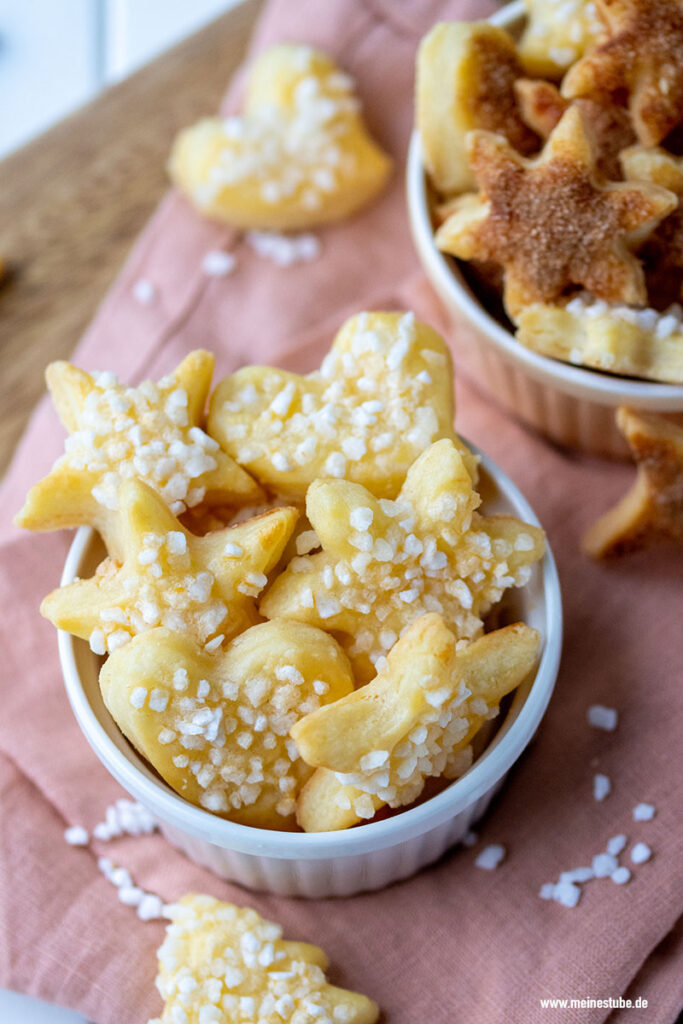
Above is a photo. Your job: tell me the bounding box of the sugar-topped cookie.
[101,620,354,827]
[169,43,392,231]
[16,351,262,560]
[208,312,476,502]
[260,439,544,682]
[149,895,379,1024]
[41,479,297,655]
[293,615,540,831]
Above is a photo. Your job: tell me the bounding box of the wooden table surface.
[0,0,261,479]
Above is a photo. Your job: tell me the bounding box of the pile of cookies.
[18,312,544,832]
[417,0,683,384]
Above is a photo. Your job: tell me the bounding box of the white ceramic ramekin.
[58,446,561,898]
[407,1,683,458]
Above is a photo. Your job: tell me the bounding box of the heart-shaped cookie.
[100,619,354,829]
[169,43,392,231]
[208,311,476,503]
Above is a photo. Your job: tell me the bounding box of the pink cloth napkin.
[1,2,682,1022]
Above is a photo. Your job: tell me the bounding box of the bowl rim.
[406,0,683,409]
[58,442,562,861]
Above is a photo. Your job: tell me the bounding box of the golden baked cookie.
[583,407,683,556]
[516,297,683,383]
[100,621,354,827]
[416,21,538,196]
[515,78,636,180]
[621,146,683,306]
[260,439,545,683]
[435,106,676,320]
[15,351,262,561]
[562,0,683,146]
[41,479,297,655]
[208,311,476,503]
[149,895,379,1024]
[518,0,603,78]
[169,43,392,231]
[292,615,540,832]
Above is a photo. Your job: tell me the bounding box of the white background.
[0,2,242,1018]
[0,0,240,157]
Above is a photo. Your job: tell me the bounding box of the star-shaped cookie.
[435,106,676,319]
[150,895,379,1024]
[260,439,545,682]
[583,407,683,556]
[41,479,297,654]
[562,0,683,146]
[100,620,354,826]
[15,350,262,560]
[208,311,477,503]
[515,78,636,180]
[169,43,392,231]
[292,615,540,832]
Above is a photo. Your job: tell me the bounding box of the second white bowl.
[407,1,683,458]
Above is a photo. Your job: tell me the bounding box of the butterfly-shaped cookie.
[260,439,545,683]
[15,350,262,561]
[292,615,540,831]
[208,311,476,503]
[583,407,683,556]
[416,20,538,196]
[41,478,297,655]
[562,0,683,147]
[436,106,676,319]
[169,43,392,231]
[100,620,354,828]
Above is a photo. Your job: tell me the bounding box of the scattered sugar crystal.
[133,278,155,304]
[611,867,631,885]
[475,844,506,870]
[350,506,373,531]
[553,880,581,908]
[148,688,169,712]
[246,231,320,267]
[296,530,320,555]
[359,750,389,771]
[587,705,618,731]
[606,834,627,857]
[593,773,611,801]
[137,894,165,921]
[224,542,243,557]
[166,531,187,555]
[64,826,89,846]
[324,452,346,478]
[633,803,655,821]
[202,250,236,277]
[631,842,651,864]
[592,853,618,878]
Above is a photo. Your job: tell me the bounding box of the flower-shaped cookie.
[435,106,677,319]
[260,439,545,682]
[41,479,297,655]
[169,43,392,231]
[292,615,540,832]
[208,312,476,502]
[416,21,538,196]
[15,350,262,561]
[583,407,683,557]
[518,0,603,78]
[562,0,683,146]
[515,78,636,180]
[150,895,379,1024]
[101,620,354,826]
